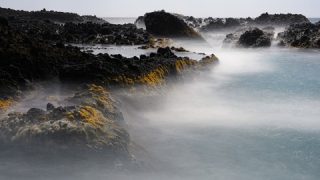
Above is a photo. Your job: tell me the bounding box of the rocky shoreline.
[0,7,218,165]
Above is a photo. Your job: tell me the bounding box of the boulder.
[238,28,272,47]
[142,10,203,39]
[223,27,273,48]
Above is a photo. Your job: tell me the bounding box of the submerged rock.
[141,10,203,39]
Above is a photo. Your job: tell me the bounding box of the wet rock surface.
[139,10,203,39]
[278,23,320,48]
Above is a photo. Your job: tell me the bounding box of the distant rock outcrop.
[138,10,203,39]
[0,7,107,24]
[183,13,310,32]
[200,18,251,32]
[254,12,310,26]
[278,23,320,48]
[0,7,151,45]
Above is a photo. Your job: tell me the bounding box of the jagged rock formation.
[137,10,203,39]
[224,27,273,48]
[0,84,130,157]
[278,23,320,48]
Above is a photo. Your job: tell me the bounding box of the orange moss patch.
[0,98,14,111]
[79,106,105,127]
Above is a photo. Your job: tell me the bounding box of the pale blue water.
[72,21,320,178]
[122,48,320,180]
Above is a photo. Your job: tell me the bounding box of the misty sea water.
[93,18,320,180]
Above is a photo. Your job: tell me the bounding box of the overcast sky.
[1,0,319,18]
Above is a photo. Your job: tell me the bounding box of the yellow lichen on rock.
[175,59,196,73]
[65,112,75,121]
[88,84,116,113]
[0,98,14,111]
[79,106,105,127]
[138,66,169,87]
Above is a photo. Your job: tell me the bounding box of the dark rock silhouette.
[224,27,273,48]
[238,28,272,47]
[140,10,203,39]
[0,7,106,24]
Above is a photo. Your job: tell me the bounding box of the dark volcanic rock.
[61,22,151,45]
[254,12,310,26]
[224,27,273,48]
[200,18,249,32]
[0,20,217,97]
[238,28,272,47]
[198,13,309,32]
[142,10,203,39]
[278,23,320,48]
[0,7,106,24]
[0,7,151,45]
